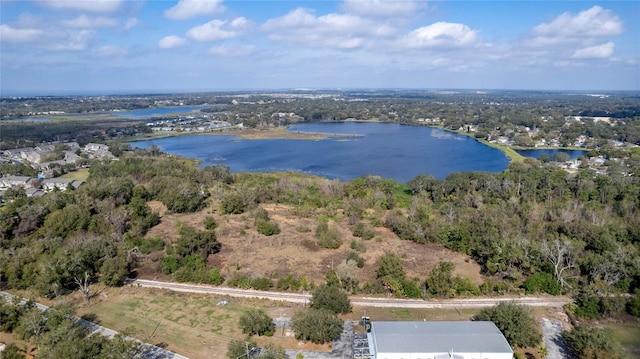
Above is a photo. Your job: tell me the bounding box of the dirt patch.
[142,202,483,287]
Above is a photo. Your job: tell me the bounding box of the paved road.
[542,318,569,359]
[130,279,572,308]
[0,291,188,359]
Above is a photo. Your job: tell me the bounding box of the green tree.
[521,272,561,295]
[174,223,221,259]
[227,339,257,359]
[376,253,405,280]
[99,254,129,286]
[425,261,456,297]
[291,308,343,344]
[310,284,351,314]
[563,325,624,359]
[474,302,541,348]
[239,308,274,336]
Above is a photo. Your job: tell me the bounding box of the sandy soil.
[143,201,484,287]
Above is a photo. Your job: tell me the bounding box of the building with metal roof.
[367,321,513,359]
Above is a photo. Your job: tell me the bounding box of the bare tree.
[74,272,92,302]
[541,238,577,289]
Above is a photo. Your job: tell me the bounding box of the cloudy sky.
[1,0,638,94]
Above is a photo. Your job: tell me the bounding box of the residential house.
[41,178,83,191]
[0,176,34,189]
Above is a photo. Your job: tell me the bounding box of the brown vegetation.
[143,201,483,288]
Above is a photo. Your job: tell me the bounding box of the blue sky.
[1,0,638,94]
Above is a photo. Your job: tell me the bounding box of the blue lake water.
[129,122,511,182]
[515,148,587,159]
[105,105,216,118]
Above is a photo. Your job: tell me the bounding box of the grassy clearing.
[76,287,255,359]
[605,322,640,353]
[347,305,481,330]
[74,286,310,359]
[59,168,90,181]
[478,139,526,163]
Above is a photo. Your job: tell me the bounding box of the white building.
[368,321,513,359]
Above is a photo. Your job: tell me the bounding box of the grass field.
[605,322,640,358]
[74,286,319,359]
[59,168,90,181]
[70,286,512,358]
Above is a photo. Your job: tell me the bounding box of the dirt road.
[129,279,571,308]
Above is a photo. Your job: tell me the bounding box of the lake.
[515,148,587,160]
[5,106,220,121]
[105,105,218,118]
[129,122,511,182]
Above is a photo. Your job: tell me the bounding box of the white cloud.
[186,17,248,42]
[41,0,123,13]
[0,24,42,43]
[208,44,255,56]
[124,18,138,30]
[165,0,225,20]
[93,44,127,57]
[159,35,187,49]
[404,22,478,49]
[341,0,419,18]
[62,15,117,28]
[572,42,615,59]
[530,6,623,46]
[262,8,397,49]
[46,29,94,51]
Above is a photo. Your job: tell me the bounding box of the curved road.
[129,279,571,308]
[0,291,188,359]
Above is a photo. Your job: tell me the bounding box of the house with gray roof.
[0,176,34,189]
[41,178,83,191]
[367,321,513,359]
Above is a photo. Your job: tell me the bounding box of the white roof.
[370,321,513,354]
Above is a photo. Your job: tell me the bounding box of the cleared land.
[142,201,484,287]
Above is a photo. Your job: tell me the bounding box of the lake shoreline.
[122,121,589,165]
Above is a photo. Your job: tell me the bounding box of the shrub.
[251,277,274,291]
[349,239,366,253]
[161,256,180,274]
[277,275,301,291]
[522,272,561,295]
[574,293,601,319]
[563,325,624,359]
[203,216,217,230]
[346,251,365,268]
[221,191,252,214]
[315,222,342,249]
[227,274,252,289]
[256,219,281,236]
[352,221,375,240]
[627,294,640,317]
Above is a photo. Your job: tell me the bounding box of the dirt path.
[129,279,572,308]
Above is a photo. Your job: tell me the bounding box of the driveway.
[542,317,569,359]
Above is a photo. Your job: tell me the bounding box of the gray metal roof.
[370,321,513,354]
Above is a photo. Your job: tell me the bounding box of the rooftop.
[370,321,513,354]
